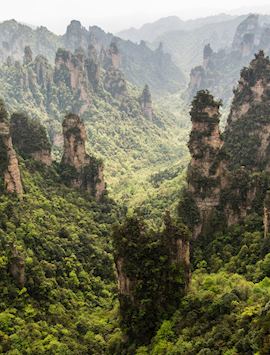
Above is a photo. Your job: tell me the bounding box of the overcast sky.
[1,0,270,34]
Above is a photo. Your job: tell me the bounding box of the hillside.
[0,44,189,215]
[131,52,270,354]
[154,15,247,75]
[117,14,236,43]
[187,14,270,102]
[4,10,270,355]
[0,19,185,94]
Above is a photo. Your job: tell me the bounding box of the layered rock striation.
[0,100,23,195]
[185,90,225,238]
[113,214,190,344]
[185,51,270,239]
[61,113,105,200]
[187,15,270,103]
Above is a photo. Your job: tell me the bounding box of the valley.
[1,7,270,355]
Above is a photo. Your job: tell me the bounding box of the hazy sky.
[1,0,270,34]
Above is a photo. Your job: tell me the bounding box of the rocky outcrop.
[187,66,206,100]
[102,41,121,70]
[139,84,153,119]
[10,113,52,166]
[113,214,190,344]
[86,45,100,89]
[23,46,33,65]
[187,15,270,103]
[186,90,224,238]
[232,14,259,56]
[33,54,53,90]
[61,113,105,200]
[54,48,91,113]
[63,20,89,52]
[225,51,270,170]
[104,65,128,99]
[0,19,185,94]
[185,52,270,239]
[0,100,23,195]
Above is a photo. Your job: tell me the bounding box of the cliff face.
[186,90,224,238]
[54,48,93,114]
[0,101,23,195]
[10,113,52,166]
[113,215,190,344]
[104,66,128,99]
[139,85,153,119]
[0,19,185,94]
[231,14,260,57]
[185,52,270,239]
[187,15,270,103]
[224,51,270,171]
[61,113,105,200]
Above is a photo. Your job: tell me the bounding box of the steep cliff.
[183,90,224,238]
[10,112,52,166]
[0,19,185,94]
[139,84,153,119]
[113,214,190,345]
[184,52,270,239]
[54,48,93,114]
[0,100,23,195]
[0,43,182,208]
[231,14,260,57]
[187,15,270,103]
[224,50,270,170]
[61,113,105,200]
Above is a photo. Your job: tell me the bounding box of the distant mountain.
[0,19,185,94]
[117,14,236,43]
[64,21,186,94]
[187,14,270,103]
[117,16,184,43]
[153,15,247,75]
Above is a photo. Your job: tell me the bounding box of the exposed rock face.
[186,90,224,238]
[102,42,121,70]
[0,100,23,195]
[61,113,105,200]
[63,20,90,52]
[61,113,88,169]
[185,52,270,239]
[139,84,153,119]
[23,46,33,65]
[113,215,190,343]
[10,112,52,166]
[188,66,206,100]
[220,51,270,227]
[187,15,270,103]
[232,14,259,56]
[104,65,128,99]
[225,51,270,170]
[33,54,53,90]
[115,257,134,301]
[55,48,91,113]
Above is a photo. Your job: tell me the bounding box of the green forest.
[1,7,270,355]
